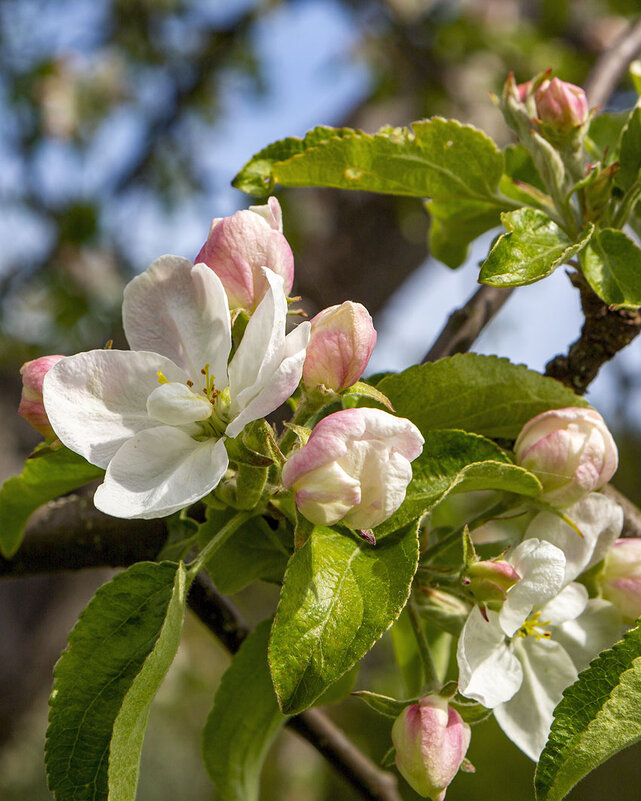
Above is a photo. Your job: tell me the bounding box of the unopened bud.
[514,407,618,508]
[19,355,65,438]
[535,78,588,133]
[282,408,423,530]
[463,560,521,605]
[195,197,294,311]
[303,301,377,392]
[599,539,641,624]
[392,696,471,800]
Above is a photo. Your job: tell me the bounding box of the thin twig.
[0,494,402,801]
[584,16,641,108]
[422,284,513,363]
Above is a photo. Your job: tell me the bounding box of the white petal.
[550,599,622,672]
[227,268,288,409]
[225,319,310,439]
[494,637,577,761]
[524,493,623,584]
[147,382,213,425]
[457,608,523,708]
[94,427,228,519]
[123,256,231,386]
[538,582,588,625]
[500,539,566,637]
[43,349,188,468]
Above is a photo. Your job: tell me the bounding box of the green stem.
[421,497,520,563]
[187,510,251,579]
[407,596,440,693]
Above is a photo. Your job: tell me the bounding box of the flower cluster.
[28,199,422,529]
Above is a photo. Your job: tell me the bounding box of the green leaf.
[202,619,288,801]
[157,513,199,561]
[0,444,104,558]
[315,662,360,705]
[376,430,541,536]
[269,523,419,714]
[352,690,413,718]
[479,209,593,287]
[232,126,357,195]
[582,228,641,309]
[504,144,546,193]
[46,562,187,801]
[377,354,588,439]
[199,508,292,594]
[535,624,641,801]
[615,106,641,191]
[587,112,628,163]
[236,118,505,202]
[426,197,506,269]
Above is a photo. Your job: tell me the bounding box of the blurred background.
[1,0,641,798]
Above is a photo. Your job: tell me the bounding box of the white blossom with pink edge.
[43,256,309,520]
[282,407,423,530]
[195,197,294,312]
[392,695,470,800]
[600,538,641,623]
[514,407,618,508]
[457,494,624,760]
[302,301,377,392]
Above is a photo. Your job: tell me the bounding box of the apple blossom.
[43,256,310,519]
[282,407,423,530]
[534,77,588,132]
[514,407,618,508]
[19,355,65,438]
[457,495,624,759]
[195,197,294,312]
[599,538,641,623]
[302,301,377,392]
[392,696,470,800]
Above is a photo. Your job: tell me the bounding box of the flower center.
[516,611,551,641]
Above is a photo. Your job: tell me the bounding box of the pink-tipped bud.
[514,407,618,508]
[282,407,423,530]
[516,80,533,103]
[195,197,294,311]
[392,696,471,800]
[303,301,377,392]
[535,78,588,132]
[19,355,65,438]
[463,560,521,604]
[600,539,641,624]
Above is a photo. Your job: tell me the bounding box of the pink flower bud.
[516,80,533,103]
[463,559,521,604]
[535,78,588,132]
[514,407,618,508]
[392,696,471,800]
[195,197,294,311]
[282,408,423,530]
[600,539,641,623]
[303,301,377,392]
[19,355,65,438]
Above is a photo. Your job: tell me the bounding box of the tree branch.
[544,271,641,393]
[584,16,641,108]
[422,284,513,363]
[0,493,402,801]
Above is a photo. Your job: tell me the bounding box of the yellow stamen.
[517,611,551,641]
[199,364,218,402]
[157,370,169,385]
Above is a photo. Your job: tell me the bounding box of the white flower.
[457,494,624,760]
[43,256,310,519]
